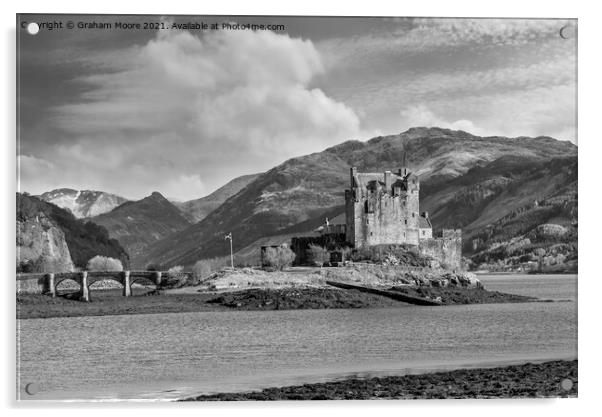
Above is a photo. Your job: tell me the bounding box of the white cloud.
[399,105,487,136]
[18,155,58,192]
[316,18,576,144]
[161,174,206,201]
[399,83,577,143]
[23,28,362,199]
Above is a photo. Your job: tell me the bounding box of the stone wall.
[16,275,46,294]
[418,229,462,271]
[290,234,347,265]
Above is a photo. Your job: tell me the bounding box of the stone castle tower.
[345,167,432,248]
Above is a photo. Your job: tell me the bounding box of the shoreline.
[181,359,578,401]
[16,285,540,320]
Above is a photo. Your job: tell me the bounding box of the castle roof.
[418,216,432,229]
[328,212,346,225]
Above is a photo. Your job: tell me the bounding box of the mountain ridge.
[39,188,128,218]
[139,128,576,268]
[90,191,191,268]
[173,173,260,223]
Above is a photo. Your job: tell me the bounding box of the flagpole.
[229,234,234,269]
[225,233,234,269]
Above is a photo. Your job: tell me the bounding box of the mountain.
[140,127,576,268]
[90,192,192,268]
[173,174,260,223]
[39,188,128,218]
[17,193,129,272]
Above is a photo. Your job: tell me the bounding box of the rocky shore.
[182,360,577,400]
[206,287,401,310]
[388,286,536,305]
[16,287,401,319]
[17,282,539,319]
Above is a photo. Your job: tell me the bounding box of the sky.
[17,15,577,200]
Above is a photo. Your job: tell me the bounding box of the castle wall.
[418,229,462,270]
[345,189,356,246]
[356,192,420,247]
[419,227,433,239]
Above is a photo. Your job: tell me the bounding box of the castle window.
[366,219,369,225]
[404,219,407,225]
[412,212,416,217]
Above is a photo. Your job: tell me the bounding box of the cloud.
[319,18,571,66]
[399,83,576,143]
[399,105,486,136]
[315,18,576,144]
[23,28,362,199]
[18,155,59,191]
[161,174,206,201]
[19,18,577,199]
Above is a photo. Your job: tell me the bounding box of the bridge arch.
[130,275,158,287]
[86,273,125,289]
[54,275,82,295]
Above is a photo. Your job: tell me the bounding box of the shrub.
[167,265,184,275]
[192,260,213,282]
[349,244,431,267]
[307,244,330,267]
[339,247,352,262]
[160,265,188,288]
[263,245,296,271]
[86,255,123,271]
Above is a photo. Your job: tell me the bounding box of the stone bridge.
[16,270,189,302]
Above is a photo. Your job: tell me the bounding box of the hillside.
[461,157,577,272]
[90,192,191,268]
[140,128,576,268]
[421,156,577,250]
[17,193,129,272]
[39,188,127,218]
[173,174,260,223]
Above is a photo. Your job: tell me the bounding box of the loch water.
[17,274,577,401]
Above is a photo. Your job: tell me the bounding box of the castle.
[345,167,431,247]
[287,167,463,269]
[343,167,462,269]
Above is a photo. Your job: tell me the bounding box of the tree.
[86,255,123,271]
[534,248,547,272]
[145,263,162,271]
[307,244,330,267]
[167,265,184,275]
[161,265,188,288]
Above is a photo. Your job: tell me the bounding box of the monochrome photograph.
[16,14,577,401]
